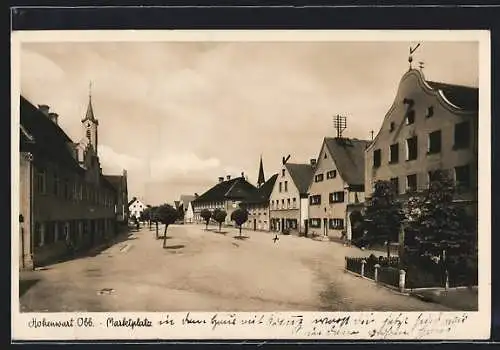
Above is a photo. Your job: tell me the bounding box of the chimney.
[194,193,199,198]
[310,159,317,167]
[226,175,231,181]
[49,112,59,125]
[37,104,50,116]
[218,177,224,183]
[282,157,286,165]
[241,172,245,178]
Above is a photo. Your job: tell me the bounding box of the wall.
[19,152,33,270]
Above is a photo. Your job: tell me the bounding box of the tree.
[155,204,180,248]
[231,208,249,236]
[150,206,160,239]
[212,209,227,232]
[363,180,404,257]
[200,209,212,230]
[177,204,185,223]
[406,170,476,261]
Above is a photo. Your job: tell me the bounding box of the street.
[19,224,451,312]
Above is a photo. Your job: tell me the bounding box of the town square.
[17,38,479,313]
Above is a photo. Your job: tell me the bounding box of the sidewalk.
[410,287,478,311]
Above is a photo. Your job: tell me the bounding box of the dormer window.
[426,106,434,118]
[390,122,395,132]
[406,110,415,125]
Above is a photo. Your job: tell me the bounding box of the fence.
[345,253,477,291]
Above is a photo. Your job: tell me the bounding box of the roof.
[128,197,137,207]
[100,175,118,193]
[81,96,98,123]
[241,174,278,204]
[174,200,181,209]
[103,175,124,191]
[324,137,370,186]
[20,96,83,173]
[285,163,315,195]
[426,80,478,111]
[192,177,257,204]
[180,195,196,208]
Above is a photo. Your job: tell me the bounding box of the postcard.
[11,29,491,341]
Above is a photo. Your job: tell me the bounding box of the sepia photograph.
[11,30,490,340]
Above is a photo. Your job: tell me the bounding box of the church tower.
[257,155,265,188]
[81,82,99,155]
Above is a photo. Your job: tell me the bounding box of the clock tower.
[81,82,99,155]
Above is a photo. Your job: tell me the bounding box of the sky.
[20,40,479,205]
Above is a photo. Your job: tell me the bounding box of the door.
[281,218,285,233]
[323,218,328,237]
[304,220,308,236]
[253,219,256,231]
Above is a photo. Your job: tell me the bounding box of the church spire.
[82,81,97,123]
[257,154,265,188]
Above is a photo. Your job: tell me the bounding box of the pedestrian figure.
[65,228,74,257]
[273,234,279,244]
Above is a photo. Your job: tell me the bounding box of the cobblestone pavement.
[19,224,451,312]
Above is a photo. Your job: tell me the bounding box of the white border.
[11,30,491,341]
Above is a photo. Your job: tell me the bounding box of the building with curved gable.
[364,68,478,215]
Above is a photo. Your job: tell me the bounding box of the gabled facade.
[128,197,147,220]
[308,137,369,241]
[269,159,314,234]
[365,69,478,216]
[240,174,278,231]
[179,195,196,224]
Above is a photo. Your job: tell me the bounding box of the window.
[284,181,288,192]
[428,171,440,186]
[34,222,42,247]
[426,106,434,118]
[329,191,345,203]
[279,182,282,192]
[373,149,381,168]
[45,222,55,244]
[287,198,290,208]
[389,143,399,164]
[309,195,321,205]
[406,136,418,161]
[35,169,46,194]
[390,122,395,132]
[406,110,415,125]
[309,218,321,228]
[329,219,344,230]
[455,164,471,188]
[428,130,442,154]
[326,170,337,179]
[406,174,417,192]
[53,172,60,196]
[315,174,324,182]
[390,177,399,194]
[63,179,69,200]
[282,169,285,177]
[404,98,416,125]
[324,153,327,159]
[293,198,297,208]
[86,129,91,139]
[454,121,471,149]
[281,199,285,208]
